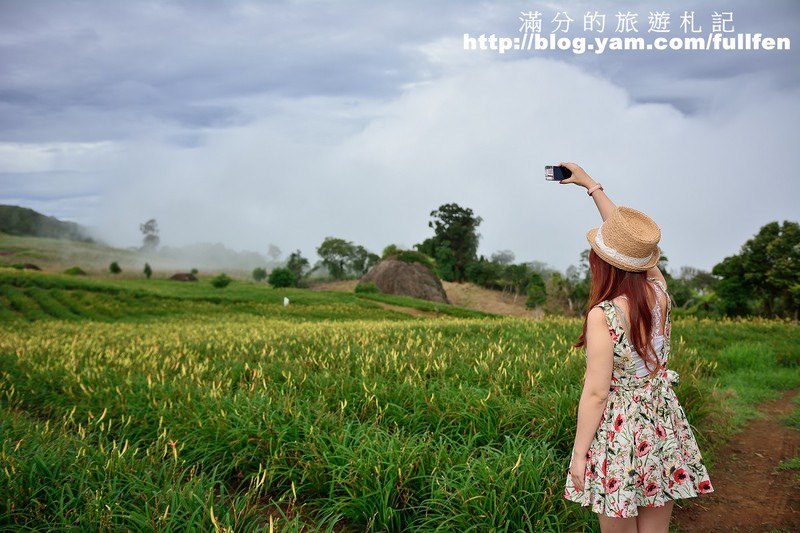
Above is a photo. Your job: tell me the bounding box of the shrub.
[63,266,87,276]
[252,267,268,282]
[109,261,122,274]
[211,273,232,288]
[143,263,152,279]
[392,250,436,270]
[268,267,296,288]
[355,281,380,294]
[382,244,400,259]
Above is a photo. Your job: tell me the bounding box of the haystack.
[358,257,450,304]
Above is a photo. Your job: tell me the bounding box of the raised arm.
[558,162,616,221]
[557,161,666,284]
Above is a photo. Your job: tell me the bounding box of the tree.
[316,237,377,280]
[143,262,152,279]
[139,219,160,251]
[712,220,800,318]
[286,250,310,285]
[667,277,694,309]
[465,256,502,288]
[433,243,456,282]
[502,263,533,303]
[543,271,572,315]
[267,244,282,262]
[566,264,590,315]
[269,267,296,288]
[577,249,590,280]
[491,250,515,266]
[252,267,268,282]
[712,254,752,317]
[526,271,547,309]
[417,203,483,282]
[109,261,121,274]
[350,245,380,277]
[655,252,679,290]
[689,271,718,295]
[667,266,718,309]
[317,237,354,280]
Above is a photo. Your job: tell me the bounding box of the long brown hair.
[573,248,661,377]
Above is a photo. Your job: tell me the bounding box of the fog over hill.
[0,204,96,243]
[0,204,281,273]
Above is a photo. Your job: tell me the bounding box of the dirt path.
[672,388,800,532]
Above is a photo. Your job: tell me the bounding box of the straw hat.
[586,206,661,272]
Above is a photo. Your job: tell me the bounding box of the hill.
[0,229,275,278]
[0,204,95,242]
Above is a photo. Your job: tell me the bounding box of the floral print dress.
[563,278,714,518]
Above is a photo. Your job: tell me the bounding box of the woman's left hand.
[570,453,587,492]
[558,162,595,190]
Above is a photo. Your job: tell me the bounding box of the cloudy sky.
[1,0,798,274]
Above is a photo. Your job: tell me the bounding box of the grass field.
[1,267,798,531]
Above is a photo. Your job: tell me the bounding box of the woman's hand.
[558,162,596,190]
[570,453,587,492]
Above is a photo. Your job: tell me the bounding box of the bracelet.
[587,183,603,196]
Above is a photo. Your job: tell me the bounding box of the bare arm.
[571,306,613,461]
[569,307,613,491]
[558,161,616,221]
[558,161,667,284]
[588,187,616,222]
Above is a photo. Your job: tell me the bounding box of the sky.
[1,0,798,274]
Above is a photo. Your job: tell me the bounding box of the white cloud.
[75,53,799,273]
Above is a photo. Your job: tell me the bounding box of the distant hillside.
[0,230,282,278]
[0,205,95,242]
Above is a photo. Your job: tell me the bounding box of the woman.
[559,162,714,532]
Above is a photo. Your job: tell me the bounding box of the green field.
[1,268,798,531]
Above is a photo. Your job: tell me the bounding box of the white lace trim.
[618,280,666,338]
[650,280,664,336]
[595,226,654,267]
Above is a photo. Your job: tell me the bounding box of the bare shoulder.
[587,306,607,326]
[586,306,613,351]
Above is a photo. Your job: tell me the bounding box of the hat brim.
[586,227,660,272]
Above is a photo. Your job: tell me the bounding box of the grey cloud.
[490,0,799,115]
[0,0,796,143]
[0,0,459,142]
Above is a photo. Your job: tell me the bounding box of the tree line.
[139,208,799,320]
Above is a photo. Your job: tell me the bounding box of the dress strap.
[646,278,673,336]
[610,292,661,344]
[647,277,672,312]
